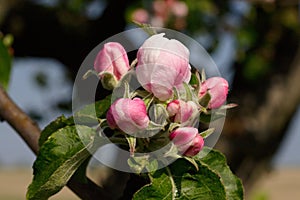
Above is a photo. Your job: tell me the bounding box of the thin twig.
[0,85,112,200]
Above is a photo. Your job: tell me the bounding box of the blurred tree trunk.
[214,2,300,194]
[217,42,300,193]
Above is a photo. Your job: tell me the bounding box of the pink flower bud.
[184,134,205,157]
[94,42,130,89]
[106,98,149,134]
[167,100,198,124]
[169,127,204,156]
[166,100,180,117]
[171,1,188,17]
[132,9,149,23]
[136,33,191,101]
[199,77,229,109]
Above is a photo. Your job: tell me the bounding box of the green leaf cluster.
[26,125,95,200]
[27,100,243,200]
[27,96,113,199]
[133,147,244,200]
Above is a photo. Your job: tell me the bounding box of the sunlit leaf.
[38,115,74,147]
[197,148,244,199]
[133,158,226,200]
[27,125,95,200]
[73,94,111,124]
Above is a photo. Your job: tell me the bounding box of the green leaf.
[172,159,226,200]
[133,148,244,200]
[73,94,111,124]
[40,94,111,147]
[197,147,244,200]
[38,115,74,147]
[0,38,12,89]
[133,159,226,200]
[27,125,95,200]
[183,156,199,171]
[133,169,173,200]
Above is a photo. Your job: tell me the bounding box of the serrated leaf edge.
[27,142,92,200]
[198,149,244,200]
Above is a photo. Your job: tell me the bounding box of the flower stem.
[166,166,177,200]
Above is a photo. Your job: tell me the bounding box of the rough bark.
[0,85,40,154]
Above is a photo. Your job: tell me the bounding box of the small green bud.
[100,72,118,90]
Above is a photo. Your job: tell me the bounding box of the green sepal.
[199,92,211,108]
[126,135,136,156]
[199,109,226,123]
[82,69,98,80]
[200,128,215,139]
[133,21,157,36]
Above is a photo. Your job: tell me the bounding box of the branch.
[0,85,40,154]
[0,85,112,200]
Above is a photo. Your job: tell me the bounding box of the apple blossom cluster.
[93,33,229,158]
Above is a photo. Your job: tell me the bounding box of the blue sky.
[0,58,72,166]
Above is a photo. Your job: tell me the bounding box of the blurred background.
[0,0,299,199]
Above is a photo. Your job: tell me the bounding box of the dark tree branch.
[0,85,113,200]
[0,84,40,154]
[67,175,113,200]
